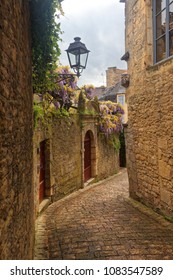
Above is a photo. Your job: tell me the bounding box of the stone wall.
[33,114,120,214]
[51,115,82,201]
[106,67,125,87]
[124,0,173,218]
[0,0,34,259]
[97,134,120,180]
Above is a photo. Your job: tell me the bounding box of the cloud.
[59,0,127,87]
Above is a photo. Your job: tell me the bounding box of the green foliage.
[80,84,94,100]
[91,96,100,113]
[98,101,124,150]
[33,102,44,128]
[30,0,63,93]
[110,135,121,152]
[33,98,70,129]
[77,91,86,114]
[51,107,70,118]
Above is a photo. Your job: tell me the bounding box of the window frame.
[117,94,125,107]
[153,0,173,63]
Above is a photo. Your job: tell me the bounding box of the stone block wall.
[0,0,34,259]
[97,134,120,180]
[106,67,125,87]
[33,114,120,213]
[124,0,173,217]
[51,115,82,201]
[124,0,153,98]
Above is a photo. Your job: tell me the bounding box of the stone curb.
[127,197,173,230]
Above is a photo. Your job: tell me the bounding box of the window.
[117,94,125,106]
[153,0,173,63]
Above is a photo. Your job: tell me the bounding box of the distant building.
[106,67,126,87]
[98,82,125,101]
[98,82,127,124]
[90,86,106,99]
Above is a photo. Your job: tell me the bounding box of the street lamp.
[66,37,90,77]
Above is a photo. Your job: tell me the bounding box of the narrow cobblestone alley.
[35,169,173,260]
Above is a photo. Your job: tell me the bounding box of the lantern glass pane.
[75,54,80,65]
[80,53,88,68]
[68,53,76,67]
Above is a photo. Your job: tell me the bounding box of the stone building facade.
[33,114,119,216]
[0,1,34,259]
[106,67,125,87]
[122,0,173,218]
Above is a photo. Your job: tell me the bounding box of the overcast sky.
[59,0,126,87]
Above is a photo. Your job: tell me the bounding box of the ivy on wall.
[30,0,63,93]
[33,66,78,128]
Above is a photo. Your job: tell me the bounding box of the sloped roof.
[98,82,125,101]
[90,86,106,98]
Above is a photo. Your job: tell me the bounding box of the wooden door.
[84,131,91,182]
[39,141,45,203]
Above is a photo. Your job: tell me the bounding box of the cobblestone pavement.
[35,169,173,260]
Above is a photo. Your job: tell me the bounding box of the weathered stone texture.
[0,1,34,259]
[97,135,119,180]
[33,114,120,214]
[124,0,173,217]
[52,116,82,201]
[106,67,125,87]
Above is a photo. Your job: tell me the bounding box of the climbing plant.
[80,84,95,100]
[48,66,78,111]
[75,89,124,148]
[99,101,124,136]
[33,66,78,127]
[77,85,95,114]
[98,100,124,150]
[30,0,63,93]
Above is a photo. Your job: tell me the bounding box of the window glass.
[169,30,173,55]
[156,0,166,14]
[156,36,166,62]
[169,3,173,29]
[156,10,166,37]
[117,95,125,106]
[154,0,173,62]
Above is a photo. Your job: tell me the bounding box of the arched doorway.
[84,131,92,182]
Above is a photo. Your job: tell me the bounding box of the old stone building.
[121,0,173,218]
[99,83,128,124]
[0,1,34,259]
[106,66,125,87]
[33,113,120,216]
[91,67,128,123]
